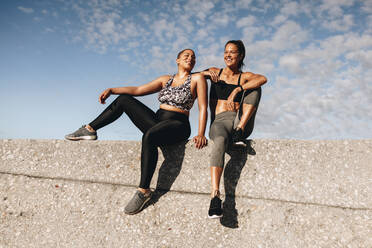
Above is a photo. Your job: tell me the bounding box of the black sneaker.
[208,196,223,219]
[65,125,97,141]
[231,128,246,146]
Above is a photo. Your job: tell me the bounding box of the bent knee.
[243,88,261,106]
[212,136,229,148]
[210,137,229,161]
[142,129,156,144]
[116,94,132,103]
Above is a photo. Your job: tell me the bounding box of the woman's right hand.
[202,69,219,82]
[209,70,219,82]
[192,135,208,149]
[226,88,239,111]
[99,88,112,104]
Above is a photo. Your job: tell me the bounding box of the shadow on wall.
[144,140,187,207]
[221,139,256,229]
[142,139,256,229]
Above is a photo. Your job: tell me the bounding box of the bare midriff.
[214,100,240,115]
[159,104,190,116]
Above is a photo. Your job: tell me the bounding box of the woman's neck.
[224,65,240,75]
[176,68,191,79]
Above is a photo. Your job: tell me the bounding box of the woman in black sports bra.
[201,40,267,219]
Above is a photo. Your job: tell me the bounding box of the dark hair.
[225,40,245,71]
[177,48,195,59]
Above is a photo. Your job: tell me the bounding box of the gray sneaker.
[65,125,97,141]
[124,190,152,215]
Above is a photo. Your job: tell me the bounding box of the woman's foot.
[124,190,152,215]
[65,125,97,141]
[231,128,246,146]
[208,196,223,219]
[208,190,222,219]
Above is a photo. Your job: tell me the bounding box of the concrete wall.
[0,139,371,247]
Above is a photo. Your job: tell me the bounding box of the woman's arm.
[192,73,208,149]
[241,72,267,90]
[226,72,267,109]
[98,75,168,104]
[198,67,220,82]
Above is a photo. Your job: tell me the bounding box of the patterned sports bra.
[158,74,194,111]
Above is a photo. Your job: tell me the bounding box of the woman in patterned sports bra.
[201,40,267,219]
[65,49,208,215]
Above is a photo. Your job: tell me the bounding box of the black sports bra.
[210,69,243,102]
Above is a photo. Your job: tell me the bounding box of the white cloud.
[151,46,164,59]
[241,26,261,43]
[236,15,256,28]
[280,1,300,16]
[321,14,354,32]
[97,19,115,35]
[44,27,55,33]
[345,50,372,69]
[271,14,288,26]
[245,20,308,57]
[367,16,372,33]
[195,29,209,40]
[183,0,215,20]
[361,0,372,13]
[235,0,254,9]
[152,19,170,40]
[196,42,223,70]
[261,20,309,52]
[319,0,355,17]
[18,6,34,14]
[248,58,275,74]
[279,54,305,75]
[212,14,230,27]
[178,15,194,33]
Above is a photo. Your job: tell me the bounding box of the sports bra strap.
[166,75,175,86]
[218,69,242,85]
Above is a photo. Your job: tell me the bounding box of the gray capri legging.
[209,87,261,168]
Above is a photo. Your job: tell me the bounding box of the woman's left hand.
[226,89,238,111]
[192,135,208,149]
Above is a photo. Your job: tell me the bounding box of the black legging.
[89,94,191,188]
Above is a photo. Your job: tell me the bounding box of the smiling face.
[224,43,242,68]
[176,49,196,71]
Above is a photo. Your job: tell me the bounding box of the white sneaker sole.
[208,214,222,219]
[233,141,246,146]
[65,135,97,141]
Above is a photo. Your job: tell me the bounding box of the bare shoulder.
[156,74,172,86]
[191,73,206,82]
[242,71,256,78]
[242,71,265,80]
[158,74,172,81]
[241,71,268,85]
[208,67,220,73]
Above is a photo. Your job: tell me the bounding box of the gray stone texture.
[0,139,371,247]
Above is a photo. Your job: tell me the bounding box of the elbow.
[132,87,142,96]
[259,75,268,86]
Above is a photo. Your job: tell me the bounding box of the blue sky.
[1,0,371,140]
